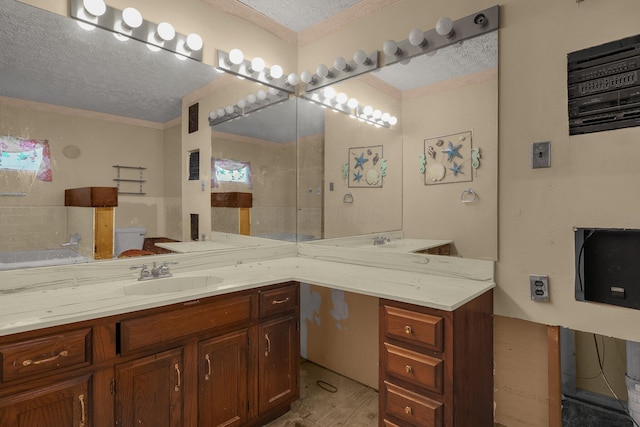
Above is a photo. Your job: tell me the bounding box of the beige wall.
[0,100,173,252]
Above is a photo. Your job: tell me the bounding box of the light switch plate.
[530,275,549,301]
[531,141,551,168]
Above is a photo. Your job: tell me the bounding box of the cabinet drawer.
[259,283,297,318]
[0,328,91,383]
[121,293,252,355]
[383,381,443,427]
[383,305,443,352]
[383,343,443,394]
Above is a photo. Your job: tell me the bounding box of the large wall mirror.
[0,0,498,274]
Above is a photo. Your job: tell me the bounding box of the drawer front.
[383,381,443,427]
[383,305,443,352]
[383,342,443,394]
[121,293,252,355]
[0,328,91,383]
[259,283,298,318]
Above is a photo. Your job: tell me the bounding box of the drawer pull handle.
[405,406,413,415]
[405,365,413,374]
[265,333,271,356]
[22,350,69,366]
[404,325,412,334]
[205,354,211,381]
[272,297,290,305]
[79,394,86,427]
[174,364,181,391]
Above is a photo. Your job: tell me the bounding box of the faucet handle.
[130,264,148,270]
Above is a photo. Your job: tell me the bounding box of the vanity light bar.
[383,5,499,66]
[216,50,297,94]
[208,90,290,127]
[302,93,395,129]
[69,0,203,61]
[302,50,379,93]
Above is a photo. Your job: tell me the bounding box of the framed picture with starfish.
[423,131,473,185]
[348,145,385,188]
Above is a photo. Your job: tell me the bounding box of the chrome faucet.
[373,236,391,245]
[131,261,177,281]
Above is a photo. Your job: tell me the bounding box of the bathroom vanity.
[0,234,494,427]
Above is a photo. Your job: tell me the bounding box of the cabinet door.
[198,330,249,427]
[259,314,298,414]
[0,374,90,427]
[115,348,183,427]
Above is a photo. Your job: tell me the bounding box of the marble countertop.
[0,234,495,337]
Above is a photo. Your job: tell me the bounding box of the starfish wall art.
[348,145,385,188]
[422,131,474,185]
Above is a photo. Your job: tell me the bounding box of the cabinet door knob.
[405,365,413,374]
[404,325,412,334]
[405,406,413,415]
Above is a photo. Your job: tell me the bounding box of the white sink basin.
[124,276,223,296]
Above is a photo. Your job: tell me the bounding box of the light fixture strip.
[384,5,499,66]
[303,51,379,93]
[216,50,295,94]
[69,0,203,61]
[300,94,391,128]
[209,93,290,127]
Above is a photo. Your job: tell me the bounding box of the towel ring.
[461,188,478,203]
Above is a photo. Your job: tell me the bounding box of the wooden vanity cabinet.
[379,290,493,427]
[0,282,300,427]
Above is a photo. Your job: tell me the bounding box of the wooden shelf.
[65,187,118,207]
[211,192,253,208]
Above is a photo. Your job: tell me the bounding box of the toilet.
[114,227,147,257]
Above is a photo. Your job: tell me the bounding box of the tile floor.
[265,360,379,426]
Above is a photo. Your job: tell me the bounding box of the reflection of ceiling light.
[257,89,267,101]
[347,98,359,109]
[323,87,336,99]
[336,93,348,105]
[157,22,175,41]
[122,7,143,29]
[83,0,106,17]
[247,94,257,104]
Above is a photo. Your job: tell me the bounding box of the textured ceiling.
[2,0,496,138]
[1,0,220,123]
[238,0,364,32]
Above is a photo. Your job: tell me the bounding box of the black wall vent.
[568,35,640,135]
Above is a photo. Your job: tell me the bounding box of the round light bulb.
[373,109,382,119]
[237,99,247,109]
[256,89,267,100]
[363,105,373,116]
[436,16,454,37]
[186,33,203,51]
[122,7,143,29]
[353,49,369,65]
[267,65,282,79]
[287,73,300,86]
[246,94,257,104]
[316,64,330,78]
[83,0,106,17]
[228,49,244,65]
[383,40,401,57]
[389,116,398,126]
[300,71,313,84]
[347,98,359,109]
[157,22,175,41]
[381,112,391,122]
[408,28,426,47]
[216,108,226,117]
[209,111,217,120]
[268,87,280,96]
[333,56,347,71]
[336,92,348,105]
[225,105,235,115]
[323,87,336,99]
[250,57,265,73]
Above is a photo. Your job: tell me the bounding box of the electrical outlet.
[530,275,549,301]
[531,141,551,169]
